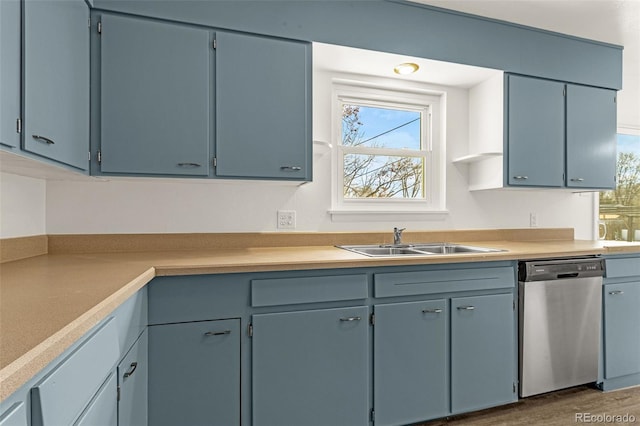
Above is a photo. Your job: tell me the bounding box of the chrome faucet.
[393,227,406,246]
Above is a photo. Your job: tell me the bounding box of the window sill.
[329,209,449,222]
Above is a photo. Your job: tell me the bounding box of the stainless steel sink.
[338,243,505,257]
[411,243,505,254]
[339,246,432,256]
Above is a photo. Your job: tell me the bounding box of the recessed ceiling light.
[394,62,419,75]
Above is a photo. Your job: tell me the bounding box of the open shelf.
[452,152,502,164]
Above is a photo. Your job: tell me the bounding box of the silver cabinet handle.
[177,162,202,168]
[457,306,475,311]
[513,176,528,180]
[123,362,137,379]
[339,316,361,322]
[609,290,624,295]
[32,134,55,145]
[570,178,585,182]
[204,330,231,336]
[422,308,443,314]
[280,166,302,171]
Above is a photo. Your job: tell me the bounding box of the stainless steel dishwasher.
[518,257,605,397]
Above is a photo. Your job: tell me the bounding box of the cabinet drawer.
[374,267,514,298]
[251,274,368,307]
[605,257,640,279]
[31,318,119,426]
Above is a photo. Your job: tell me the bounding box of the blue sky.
[347,105,421,150]
[617,133,640,155]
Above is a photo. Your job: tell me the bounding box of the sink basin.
[411,243,505,254]
[339,246,432,257]
[338,243,505,257]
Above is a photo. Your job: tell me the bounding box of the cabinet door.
[216,32,311,180]
[148,319,240,426]
[0,403,26,426]
[374,300,448,426]
[252,306,369,426]
[604,282,640,379]
[566,84,617,189]
[73,373,117,426]
[451,293,515,413]
[507,75,564,187]
[99,14,211,176]
[118,329,148,426]
[23,0,89,170]
[0,0,20,149]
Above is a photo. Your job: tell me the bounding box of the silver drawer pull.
[422,308,443,314]
[570,178,585,182]
[32,134,55,145]
[513,176,528,180]
[123,362,137,379]
[204,330,231,336]
[457,306,475,311]
[609,290,624,295]
[339,316,361,322]
[280,166,302,171]
[177,162,202,168]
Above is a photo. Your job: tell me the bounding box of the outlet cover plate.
[277,210,296,229]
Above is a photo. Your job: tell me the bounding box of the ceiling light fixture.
[394,62,419,75]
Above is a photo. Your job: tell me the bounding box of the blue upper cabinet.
[0,0,21,150]
[215,31,311,181]
[90,0,622,90]
[566,84,617,189]
[23,0,89,171]
[506,74,617,190]
[506,75,565,187]
[96,14,212,177]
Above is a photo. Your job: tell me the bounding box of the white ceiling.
[412,0,640,131]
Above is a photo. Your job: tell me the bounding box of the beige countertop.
[1,231,640,401]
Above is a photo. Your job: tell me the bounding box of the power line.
[359,117,419,145]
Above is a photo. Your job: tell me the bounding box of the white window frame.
[330,79,446,219]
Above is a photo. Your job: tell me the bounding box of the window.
[599,132,640,241]
[331,81,444,217]
[341,103,426,199]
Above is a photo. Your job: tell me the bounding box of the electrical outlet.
[277,210,296,229]
[529,212,538,228]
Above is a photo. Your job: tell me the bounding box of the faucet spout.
[393,227,406,246]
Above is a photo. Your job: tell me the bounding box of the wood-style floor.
[419,385,640,425]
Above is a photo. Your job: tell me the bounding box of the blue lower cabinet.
[148,319,240,426]
[74,373,117,426]
[374,300,448,426]
[31,319,119,426]
[0,403,26,426]
[451,293,516,413]
[252,306,370,426]
[118,329,148,426]
[603,281,640,379]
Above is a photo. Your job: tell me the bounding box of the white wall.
[39,70,597,240]
[0,172,46,238]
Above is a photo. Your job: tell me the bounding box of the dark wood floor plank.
[418,386,640,425]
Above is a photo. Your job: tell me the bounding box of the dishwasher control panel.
[519,257,605,282]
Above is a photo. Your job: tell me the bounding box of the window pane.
[599,134,640,241]
[343,154,424,199]
[342,104,421,150]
